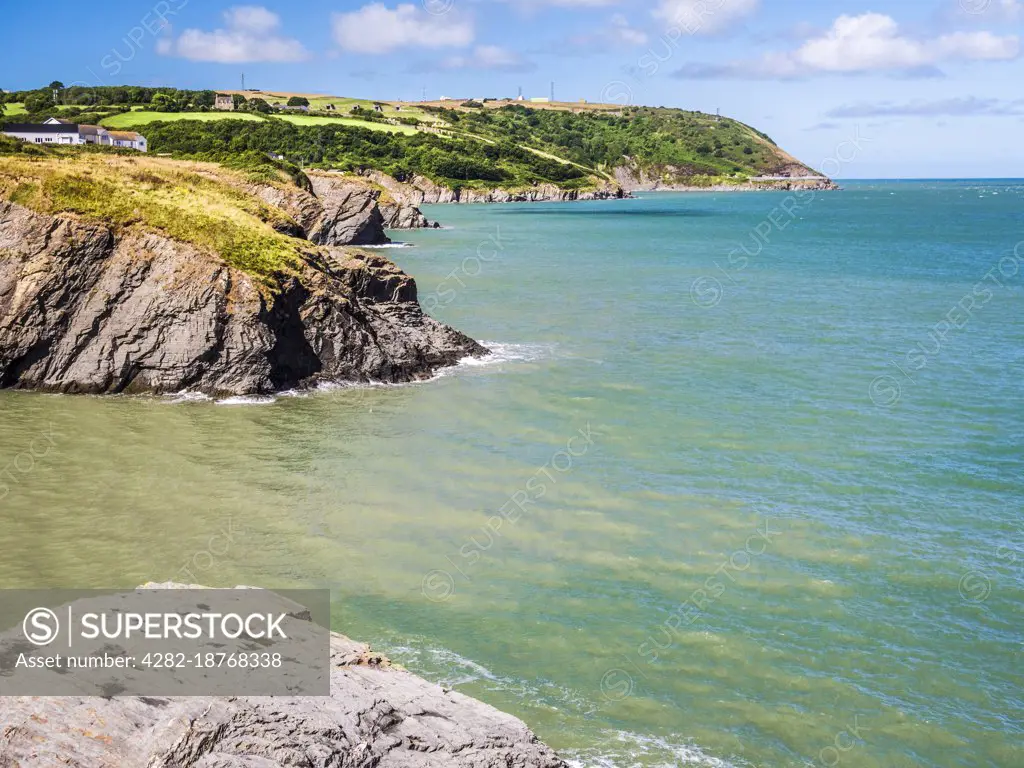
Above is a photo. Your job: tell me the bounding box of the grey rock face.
[359,170,626,206]
[0,587,567,768]
[378,197,431,229]
[0,202,486,396]
[306,173,391,246]
[612,162,838,192]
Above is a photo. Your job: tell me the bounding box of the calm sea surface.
[1,181,1021,767]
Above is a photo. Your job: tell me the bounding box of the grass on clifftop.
[0,141,307,285]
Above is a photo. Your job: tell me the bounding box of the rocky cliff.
[253,171,433,239]
[359,169,627,206]
[0,156,485,396]
[0,584,567,768]
[612,162,839,192]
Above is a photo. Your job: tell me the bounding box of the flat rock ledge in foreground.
[0,584,567,768]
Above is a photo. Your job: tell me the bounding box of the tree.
[248,98,272,114]
[192,90,216,109]
[24,93,53,114]
[232,94,248,109]
[287,96,309,107]
[48,81,65,90]
[151,92,179,112]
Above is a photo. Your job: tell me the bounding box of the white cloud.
[609,14,648,46]
[653,0,760,35]
[674,12,1019,78]
[787,13,1018,74]
[439,45,534,71]
[159,5,308,63]
[332,3,474,54]
[224,5,279,33]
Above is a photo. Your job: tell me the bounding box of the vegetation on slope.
[2,83,819,189]
[140,119,593,190]
[0,137,306,284]
[435,105,798,178]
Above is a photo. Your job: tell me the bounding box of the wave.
[381,638,738,768]
[215,395,277,406]
[159,341,555,405]
[361,242,416,249]
[563,731,741,768]
[457,341,557,368]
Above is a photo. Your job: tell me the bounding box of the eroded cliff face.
[252,171,434,239]
[358,169,626,206]
[0,201,485,396]
[612,162,839,192]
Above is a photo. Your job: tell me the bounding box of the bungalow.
[3,121,146,151]
[107,130,148,152]
[44,119,112,145]
[214,94,234,111]
[78,124,110,145]
[2,123,84,145]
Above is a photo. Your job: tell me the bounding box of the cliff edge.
[0,153,484,396]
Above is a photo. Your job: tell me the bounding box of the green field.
[100,111,266,128]
[235,92,443,123]
[274,114,418,134]
[97,110,420,135]
[3,103,27,116]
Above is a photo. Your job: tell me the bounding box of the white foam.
[458,341,556,368]
[163,391,212,404]
[215,395,277,406]
[563,731,741,768]
[160,342,552,405]
[385,640,738,768]
[362,242,416,249]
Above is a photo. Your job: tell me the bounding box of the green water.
[1,182,1021,767]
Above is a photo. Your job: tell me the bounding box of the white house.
[106,130,147,151]
[2,122,147,152]
[2,123,84,145]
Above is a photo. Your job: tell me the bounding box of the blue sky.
[3,0,1023,177]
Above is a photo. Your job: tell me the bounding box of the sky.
[2,0,1023,177]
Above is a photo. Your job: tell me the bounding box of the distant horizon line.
[833,177,1024,181]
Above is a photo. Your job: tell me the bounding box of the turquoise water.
[1,181,1022,766]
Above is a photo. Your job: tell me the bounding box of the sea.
[0,181,1021,767]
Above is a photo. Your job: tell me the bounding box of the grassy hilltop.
[2,84,823,192]
[0,136,307,283]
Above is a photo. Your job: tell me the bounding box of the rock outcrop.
[378,196,432,229]
[0,201,486,396]
[359,169,627,206]
[306,172,390,245]
[252,172,434,238]
[613,162,839,192]
[0,585,567,768]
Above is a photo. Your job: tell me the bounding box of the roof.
[107,131,143,140]
[2,123,79,133]
[78,125,107,136]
